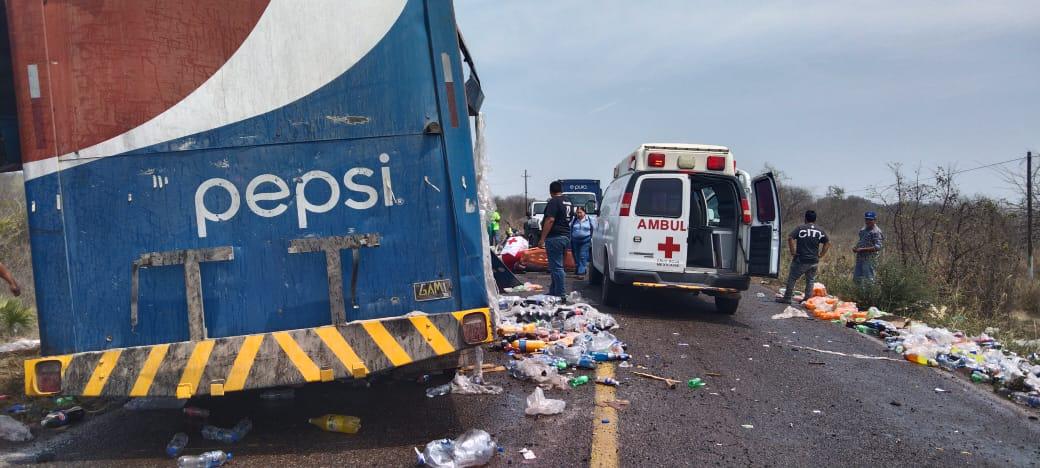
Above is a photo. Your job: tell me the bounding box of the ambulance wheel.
[714,296,740,315]
[588,262,603,285]
[601,261,623,307]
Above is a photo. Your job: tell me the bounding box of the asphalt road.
[4,272,1039,467]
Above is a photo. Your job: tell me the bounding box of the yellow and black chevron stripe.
[25,308,491,398]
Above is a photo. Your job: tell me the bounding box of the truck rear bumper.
[24,308,491,398]
[614,269,749,293]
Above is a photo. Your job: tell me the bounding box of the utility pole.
[1029,151,1034,279]
[522,170,531,213]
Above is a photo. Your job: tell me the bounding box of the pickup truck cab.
[590,143,781,314]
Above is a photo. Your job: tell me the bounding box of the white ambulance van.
[590,143,781,314]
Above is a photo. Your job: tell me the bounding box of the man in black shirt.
[536,181,571,297]
[778,210,829,304]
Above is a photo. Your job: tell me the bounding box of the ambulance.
[589,144,781,314]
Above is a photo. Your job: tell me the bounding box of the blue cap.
[864,211,877,220]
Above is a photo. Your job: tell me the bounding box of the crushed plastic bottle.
[308,414,361,434]
[569,376,590,388]
[417,429,497,468]
[41,406,85,428]
[183,407,210,418]
[177,450,231,468]
[426,383,451,398]
[166,432,189,458]
[595,377,619,387]
[201,418,251,443]
[259,388,295,401]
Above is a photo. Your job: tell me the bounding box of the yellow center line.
[591,363,620,468]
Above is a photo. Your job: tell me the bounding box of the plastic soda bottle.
[177,450,231,468]
[54,396,75,406]
[687,378,705,389]
[41,406,85,428]
[590,352,631,362]
[166,432,189,458]
[308,414,361,434]
[510,339,547,353]
[904,353,931,366]
[569,376,590,388]
[576,355,597,369]
[595,377,619,386]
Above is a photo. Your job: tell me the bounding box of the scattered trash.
[417,429,497,468]
[308,414,361,434]
[771,306,809,320]
[934,388,948,393]
[741,424,754,429]
[755,292,766,298]
[201,418,252,443]
[450,374,504,395]
[595,377,620,387]
[503,282,543,293]
[259,387,295,401]
[506,357,569,389]
[426,383,451,398]
[0,338,40,354]
[597,399,630,411]
[525,387,566,416]
[811,410,822,414]
[569,375,590,388]
[124,397,186,410]
[177,450,231,468]
[601,419,610,424]
[511,339,548,353]
[183,407,210,419]
[686,378,705,389]
[520,447,537,460]
[632,371,680,389]
[0,414,32,442]
[618,361,632,368]
[5,403,29,415]
[166,432,189,458]
[54,396,75,407]
[41,406,85,428]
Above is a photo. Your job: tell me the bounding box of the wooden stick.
[631,371,680,389]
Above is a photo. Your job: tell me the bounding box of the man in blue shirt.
[853,211,883,284]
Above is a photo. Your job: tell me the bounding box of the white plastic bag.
[450,374,503,395]
[0,415,32,442]
[524,387,566,416]
[771,306,809,319]
[418,429,497,468]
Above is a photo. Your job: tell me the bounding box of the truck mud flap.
[24,308,491,398]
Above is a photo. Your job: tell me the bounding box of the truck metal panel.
[7,0,487,356]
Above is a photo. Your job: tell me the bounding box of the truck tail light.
[619,192,633,216]
[461,312,489,344]
[648,153,666,168]
[741,198,752,224]
[33,360,63,394]
[707,156,726,171]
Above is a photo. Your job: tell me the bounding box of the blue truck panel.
[8,0,487,356]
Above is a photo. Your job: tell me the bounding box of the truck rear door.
[747,173,781,277]
[622,173,689,273]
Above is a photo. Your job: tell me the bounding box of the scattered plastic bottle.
[54,396,75,407]
[569,376,590,388]
[595,377,619,387]
[183,407,210,418]
[166,432,189,458]
[41,406,85,428]
[1010,392,1040,408]
[177,450,231,468]
[308,414,361,434]
[590,352,631,362]
[687,378,705,389]
[970,371,991,383]
[232,418,252,438]
[904,353,935,366]
[425,383,451,398]
[510,339,547,353]
[575,355,598,370]
[201,419,251,444]
[5,403,29,415]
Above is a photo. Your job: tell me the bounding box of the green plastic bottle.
[687,378,705,389]
[569,376,590,387]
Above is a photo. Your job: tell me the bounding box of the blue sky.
[455,1,1040,201]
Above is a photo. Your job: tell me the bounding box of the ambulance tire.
[588,262,603,285]
[714,296,740,315]
[601,261,624,307]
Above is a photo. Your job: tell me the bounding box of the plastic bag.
[524,387,566,416]
[771,306,809,319]
[450,374,503,395]
[506,358,569,389]
[0,415,32,442]
[418,429,497,468]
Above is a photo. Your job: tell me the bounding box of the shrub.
[0,297,35,337]
[820,256,935,315]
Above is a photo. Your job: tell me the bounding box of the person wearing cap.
[853,211,884,284]
[777,210,829,304]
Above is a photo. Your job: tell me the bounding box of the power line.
[844,156,1025,195]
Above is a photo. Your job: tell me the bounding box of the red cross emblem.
[657,236,681,259]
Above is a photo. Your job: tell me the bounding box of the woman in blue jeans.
[570,206,594,280]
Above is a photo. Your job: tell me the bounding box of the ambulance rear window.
[635,178,682,218]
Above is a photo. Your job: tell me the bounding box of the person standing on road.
[853,211,883,284]
[569,206,593,281]
[488,209,501,245]
[778,210,829,304]
[535,181,571,297]
[0,261,21,297]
